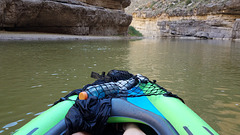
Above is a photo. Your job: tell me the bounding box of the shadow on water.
[0,39,239,134]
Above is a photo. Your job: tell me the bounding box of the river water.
[0,38,239,134]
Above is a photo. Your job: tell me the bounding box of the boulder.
[194,31,209,39]
[0,0,132,35]
[232,19,240,39]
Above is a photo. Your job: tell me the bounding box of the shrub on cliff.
[185,0,192,6]
[128,26,143,37]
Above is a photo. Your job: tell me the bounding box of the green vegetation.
[128,26,143,37]
[150,1,158,9]
[185,0,192,5]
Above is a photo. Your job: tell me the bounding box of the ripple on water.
[61,91,68,93]
[31,85,42,88]
[2,119,24,131]
[34,111,45,116]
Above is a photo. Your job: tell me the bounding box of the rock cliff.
[0,0,132,36]
[127,0,240,40]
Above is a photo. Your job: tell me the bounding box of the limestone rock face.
[0,0,132,36]
[128,0,240,40]
[78,0,131,9]
[233,19,240,39]
[157,15,236,39]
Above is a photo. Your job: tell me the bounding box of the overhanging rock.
[0,0,132,36]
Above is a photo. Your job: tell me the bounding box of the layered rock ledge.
[0,0,132,36]
[128,0,240,40]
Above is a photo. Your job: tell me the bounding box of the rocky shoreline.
[1,31,239,42]
[0,31,144,41]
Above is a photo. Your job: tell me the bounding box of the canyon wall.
[0,0,132,36]
[127,0,240,40]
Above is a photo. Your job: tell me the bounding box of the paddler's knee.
[72,131,91,135]
[123,123,146,135]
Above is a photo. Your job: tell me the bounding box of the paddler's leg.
[123,123,146,135]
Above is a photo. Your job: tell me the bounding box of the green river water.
[0,38,239,134]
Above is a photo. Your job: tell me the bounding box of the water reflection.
[0,39,239,134]
[127,39,240,135]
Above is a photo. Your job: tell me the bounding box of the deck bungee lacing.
[80,70,184,103]
[54,70,184,105]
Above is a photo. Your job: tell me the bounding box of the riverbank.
[0,31,143,41]
[1,31,239,42]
